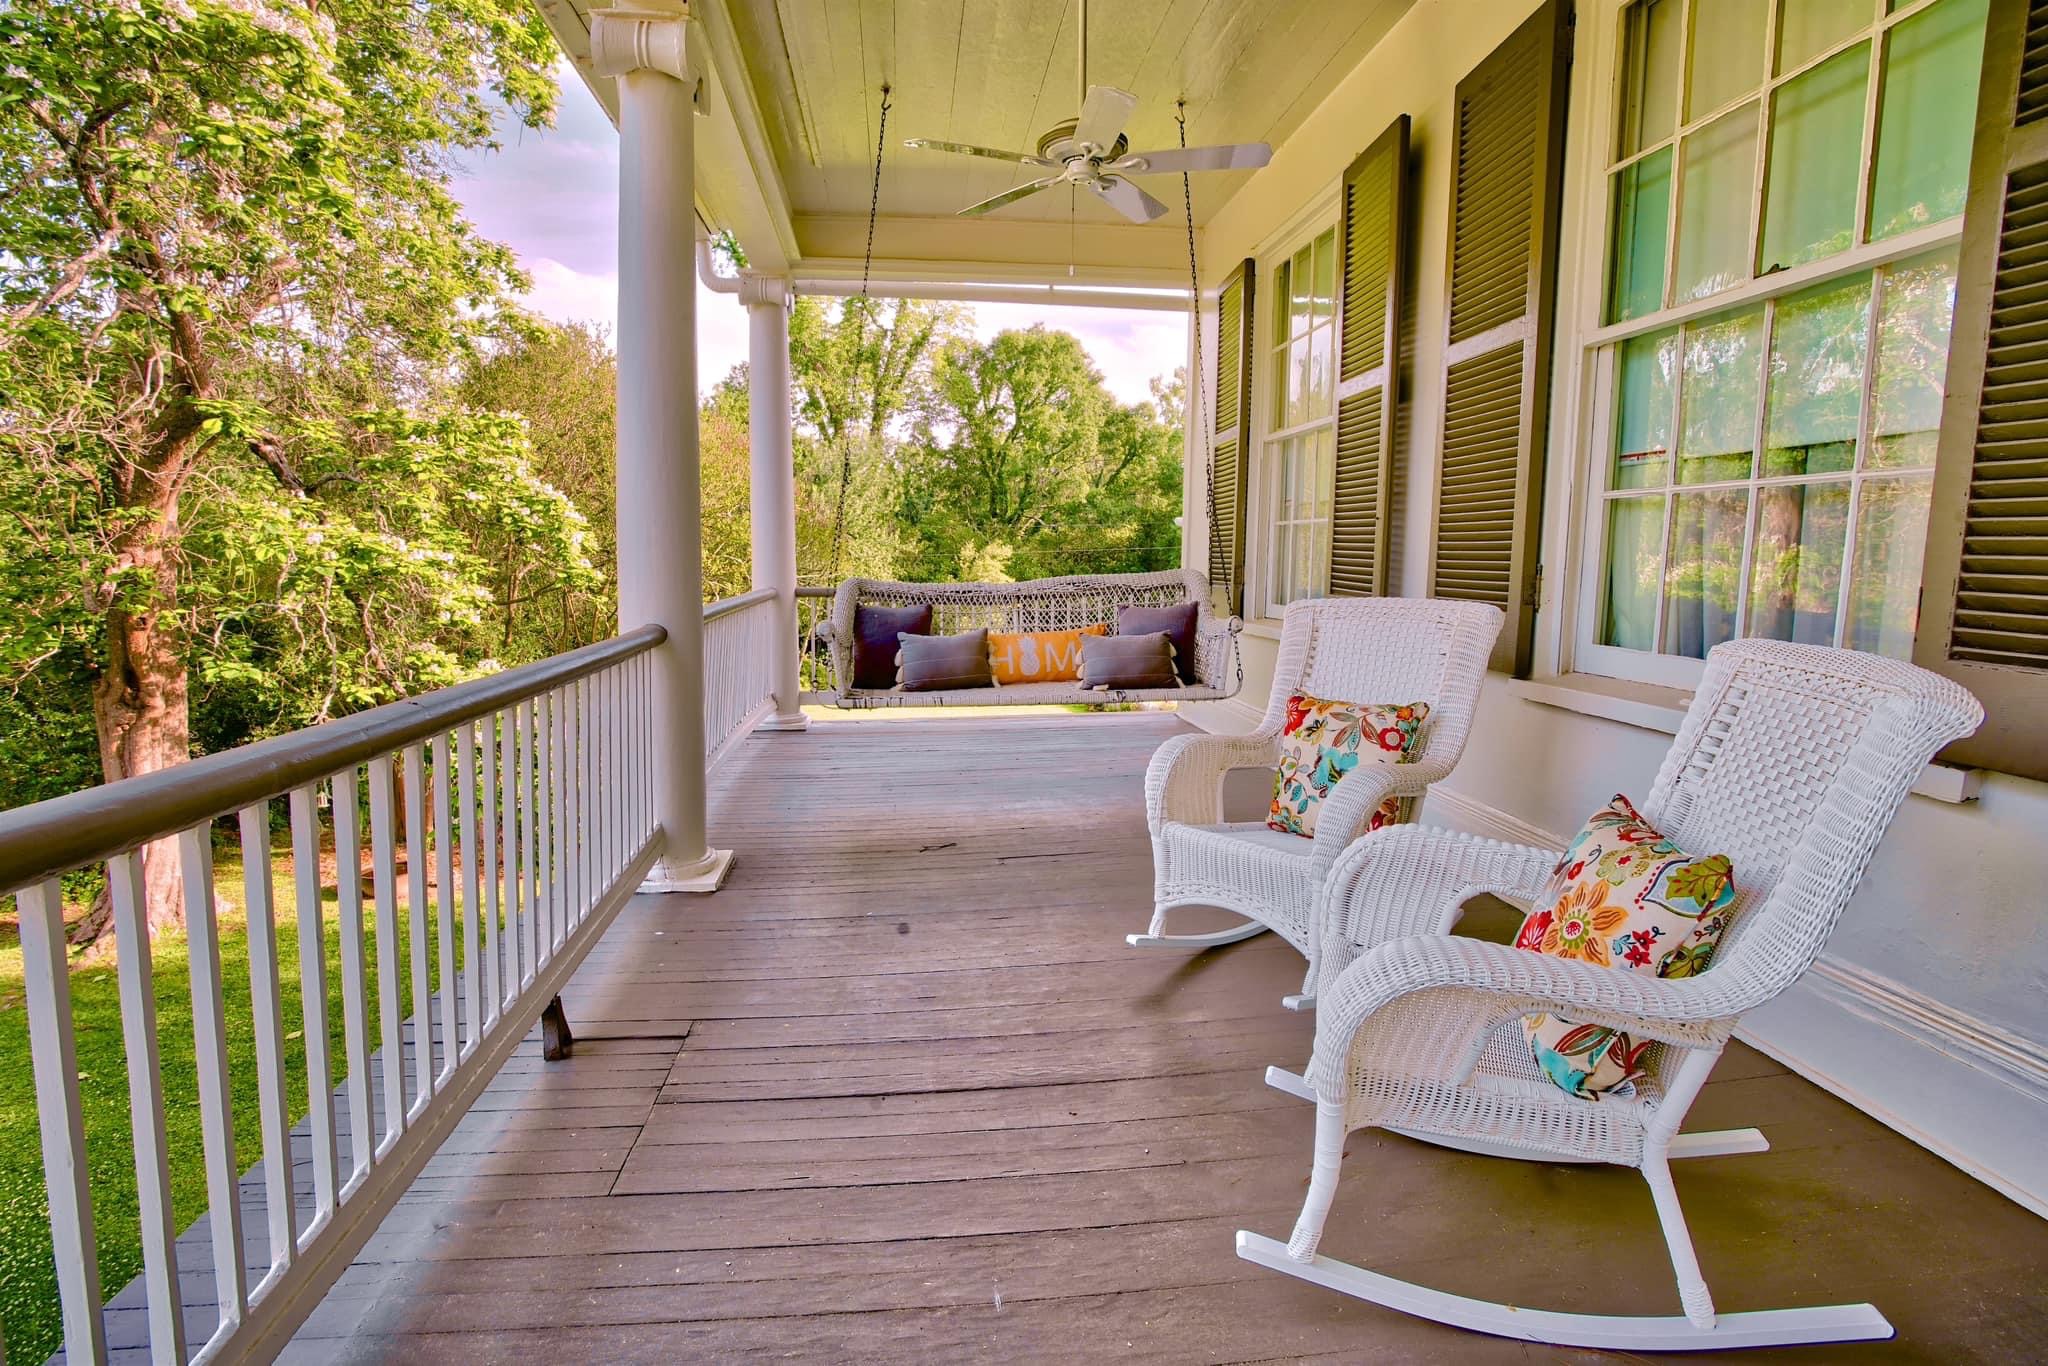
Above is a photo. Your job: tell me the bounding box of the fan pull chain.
[1178,98,1222,612]
[834,83,891,582]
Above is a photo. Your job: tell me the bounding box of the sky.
[447,61,1188,407]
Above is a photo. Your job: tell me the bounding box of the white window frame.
[1565,0,1973,689]
[1248,199,1340,623]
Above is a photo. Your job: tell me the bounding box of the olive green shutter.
[1913,0,2048,779]
[1428,0,1572,674]
[1329,116,1410,598]
[1208,259,1255,616]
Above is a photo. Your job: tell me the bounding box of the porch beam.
[597,0,734,894]
[740,272,808,731]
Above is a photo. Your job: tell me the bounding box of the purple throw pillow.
[1117,601,1199,682]
[853,603,932,689]
[1079,632,1180,690]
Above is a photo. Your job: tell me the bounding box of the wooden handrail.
[703,586,776,622]
[0,625,665,892]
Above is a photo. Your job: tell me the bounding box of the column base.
[639,847,735,894]
[757,711,811,732]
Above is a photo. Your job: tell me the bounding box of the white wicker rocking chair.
[1242,639,1984,1351]
[1131,597,1503,1004]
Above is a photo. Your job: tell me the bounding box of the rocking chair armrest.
[1316,826,1557,959]
[1305,759,1456,877]
[1313,934,1736,1087]
[1145,731,1279,833]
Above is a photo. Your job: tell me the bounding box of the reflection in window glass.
[1615,329,1678,489]
[1764,274,1870,477]
[1759,42,1867,273]
[1871,248,1959,469]
[1603,496,1665,650]
[1747,481,1850,646]
[1312,230,1336,320]
[1777,0,1871,72]
[1679,309,1762,484]
[1870,0,1988,241]
[1263,227,1339,614]
[1618,0,1682,156]
[1289,243,1313,337]
[1609,148,1672,322]
[1663,488,1750,658]
[1846,474,1935,657]
[1685,0,1768,119]
[1674,105,1759,303]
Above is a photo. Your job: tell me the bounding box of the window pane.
[1764,274,1871,477]
[1609,147,1672,321]
[1292,502,1314,602]
[1290,244,1313,337]
[1776,0,1871,72]
[1673,104,1759,303]
[1309,323,1332,420]
[1312,229,1336,324]
[1615,329,1678,488]
[1869,0,1989,241]
[1602,496,1666,649]
[1271,346,1289,426]
[1662,488,1749,657]
[1618,0,1682,157]
[1679,308,1762,483]
[1686,0,1768,118]
[1758,42,1868,273]
[1845,473,1934,656]
[1272,260,1292,346]
[1870,247,1959,468]
[1288,334,1310,426]
[1747,481,1850,645]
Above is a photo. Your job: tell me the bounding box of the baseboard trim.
[1412,785,2048,1217]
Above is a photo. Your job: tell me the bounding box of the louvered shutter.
[1207,259,1255,616]
[1913,0,2048,779]
[1329,117,1410,598]
[1427,0,1572,675]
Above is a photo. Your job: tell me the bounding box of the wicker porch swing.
[813,86,1243,709]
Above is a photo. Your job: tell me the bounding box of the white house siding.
[1181,0,2048,1215]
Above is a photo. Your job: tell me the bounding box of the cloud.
[969,302,1188,407]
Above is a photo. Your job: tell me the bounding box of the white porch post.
[595,1,733,893]
[740,273,809,731]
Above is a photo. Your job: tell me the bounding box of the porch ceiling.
[540,0,1414,285]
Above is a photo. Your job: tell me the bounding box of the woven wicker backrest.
[1643,640,1982,1002]
[1261,598,1505,769]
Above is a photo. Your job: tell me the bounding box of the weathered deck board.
[250,713,2046,1364]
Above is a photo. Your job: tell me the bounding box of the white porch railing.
[702,587,781,766]
[0,627,665,1363]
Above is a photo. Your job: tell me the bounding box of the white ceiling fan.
[900,0,1273,224]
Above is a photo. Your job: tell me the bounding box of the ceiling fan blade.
[1075,85,1138,154]
[1109,142,1274,175]
[959,176,1063,217]
[1088,175,1169,224]
[904,137,1057,168]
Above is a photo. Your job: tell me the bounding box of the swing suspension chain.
[1178,99,1222,611]
[834,83,891,581]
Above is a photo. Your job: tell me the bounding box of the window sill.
[1515,674,1983,805]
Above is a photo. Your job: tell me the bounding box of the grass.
[0,832,452,1363]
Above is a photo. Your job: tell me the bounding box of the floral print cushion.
[1266,693,1429,839]
[1514,794,1738,1100]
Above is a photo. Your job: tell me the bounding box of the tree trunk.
[86,499,192,938]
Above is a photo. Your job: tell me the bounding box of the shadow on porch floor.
[284,714,2047,1363]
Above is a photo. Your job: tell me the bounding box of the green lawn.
[0,835,454,1362]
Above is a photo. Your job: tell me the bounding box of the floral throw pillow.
[1266,694,1429,839]
[1514,794,1738,1100]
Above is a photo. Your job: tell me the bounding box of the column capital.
[736,273,793,310]
[590,2,695,84]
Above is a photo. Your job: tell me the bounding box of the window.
[1580,0,1989,684]
[1262,226,1337,615]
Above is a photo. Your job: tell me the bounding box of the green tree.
[0,0,560,928]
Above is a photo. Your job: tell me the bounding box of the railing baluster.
[456,724,479,1056]
[367,754,406,1156]
[440,731,464,1080]
[565,680,581,927]
[521,696,539,986]
[490,708,510,1025]
[108,851,187,1363]
[403,743,433,1117]
[181,824,248,1340]
[332,769,373,1192]
[537,688,555,963]
[20,878,107,1362]
[289,784,339,1236]
[240,800,299,1282]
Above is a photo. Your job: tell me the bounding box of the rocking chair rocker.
[1242,638,1983,1351]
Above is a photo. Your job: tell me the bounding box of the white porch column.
[739,272,808,731]
[595,2,732,893]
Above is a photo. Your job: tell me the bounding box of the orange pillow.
[987,624,1110,684]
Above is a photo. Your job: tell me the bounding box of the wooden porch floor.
[285,714,2047,1363]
